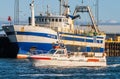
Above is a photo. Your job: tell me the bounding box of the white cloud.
[107,19,119,23]
[99,19,120,24]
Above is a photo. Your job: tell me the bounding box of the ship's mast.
[59,0,69,15]
[96,0,99,26]
[30,0,35,26]
[14,0,19,25]
[59,0,62,15]
[63,0,70,15]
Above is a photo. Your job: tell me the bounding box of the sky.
[0,0,120,24]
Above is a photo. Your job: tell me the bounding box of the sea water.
[0,57,120,79]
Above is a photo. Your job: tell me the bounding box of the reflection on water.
[0,57,120,79]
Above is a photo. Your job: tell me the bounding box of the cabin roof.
[35,15,66,18]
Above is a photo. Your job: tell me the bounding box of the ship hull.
[30,55,106,67]
[2,25,105,56]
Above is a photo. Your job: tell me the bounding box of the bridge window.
[56,50,64,54]
[52,18,54,22]
[59,18,62,22]
[42,18,44,22]
[55,18,58,22]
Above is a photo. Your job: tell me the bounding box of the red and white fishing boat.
[29,45,107,67]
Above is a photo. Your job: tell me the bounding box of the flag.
[8,16,12,21]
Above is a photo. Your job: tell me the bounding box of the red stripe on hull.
[31,56,51,60]
[87,59,99,62]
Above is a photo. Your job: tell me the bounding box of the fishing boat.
[29,45,107,67]
[2,0,106,59]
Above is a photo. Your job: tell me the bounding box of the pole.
[30,0,35,26]
[96,0,99,26]
[59,0,62,15]
[14,0,19,25]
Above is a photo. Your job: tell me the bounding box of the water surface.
[0,57,120,79]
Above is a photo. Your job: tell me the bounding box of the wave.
[108,64,120,67]
[19,73,73,77]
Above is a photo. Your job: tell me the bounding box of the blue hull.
[17,42,53,54]
[16,42,105,55]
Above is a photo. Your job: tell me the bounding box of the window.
[59,18,62,22]
[52,18,54,22]
[56,50,64,54]
[42,18,44,22]
[48,49,56,54]
[55,18,58,22]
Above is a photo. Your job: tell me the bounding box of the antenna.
[46,5,49,15]
[94,0,99,26]
[59,0,62,15]
[96,0,99,26]
[59,0,69,15]
[81,0,85,5]
[14,0,19,25]
[82,0,84,4]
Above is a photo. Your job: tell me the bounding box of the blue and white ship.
[2,0,106,57]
